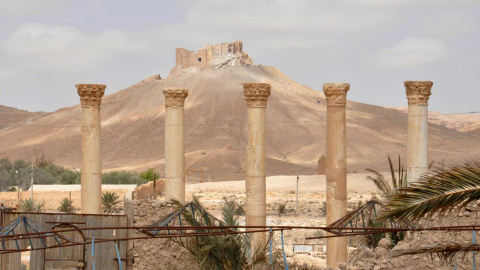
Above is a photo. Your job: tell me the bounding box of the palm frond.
[400,165,407,188]
[101,191,121,213]
[221,198,238,227]
[377,159,480,224]
[428,160,436,169]
[365,168,392,196]
[388,156,397,190]
[390,243,480,263]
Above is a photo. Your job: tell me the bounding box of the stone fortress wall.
[175,41,243,68]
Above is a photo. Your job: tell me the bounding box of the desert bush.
[102,171,145,185]
[321,201,326,216]
[278,202,287,215]
[222,197,245,216]
[314,230,324,237]
[60,170,80,184]
[139,168,158,181]
[34,152,53,168]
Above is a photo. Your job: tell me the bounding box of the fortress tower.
[174,41,252,70]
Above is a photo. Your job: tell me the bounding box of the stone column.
[163,88,188,204]
[77,84,106,214]
[405,81,433,183]
[323,83,349,267]
[242,83,271,250]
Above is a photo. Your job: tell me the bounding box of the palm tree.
[374,159,480,261]
[20,198,43,212]
[377,159,480,224]
[57,197,75,213]
[364,156,407,245]
[170,196,268,270]
[101,191,121,213]
[365,155,407,198]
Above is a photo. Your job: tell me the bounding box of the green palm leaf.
[377,159,480,224]
[365,168,393,196]
[388,156,397,190]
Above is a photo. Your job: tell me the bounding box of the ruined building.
[169,41,254,77]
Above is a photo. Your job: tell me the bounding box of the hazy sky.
[0,0,479,113]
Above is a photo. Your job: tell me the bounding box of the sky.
[0,0,479,113]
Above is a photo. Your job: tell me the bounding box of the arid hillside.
[389,106,480,131]
[0,105,45,131]
[461,120,480,135]
[0,65,479,180]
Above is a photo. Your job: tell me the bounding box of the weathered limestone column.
[242,83,271,250]
[77,84,106,214]
[324,83,349,267]
[163,88,188,204]
[405,81,433,183]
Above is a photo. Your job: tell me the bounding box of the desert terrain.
[0,105,45,131]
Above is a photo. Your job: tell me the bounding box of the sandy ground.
[186,173,377,194]
[0,173,377,211]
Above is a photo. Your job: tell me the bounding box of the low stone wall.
[134,180,165,200]
[128,199,198,270]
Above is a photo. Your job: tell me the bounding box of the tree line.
[0,157,159,192]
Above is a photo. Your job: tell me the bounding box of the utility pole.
[153,172,156,199]
[16,170,20,201]
[296,170,299,216]
[31,163,34,201]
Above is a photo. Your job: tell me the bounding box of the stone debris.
[138,73,161,83]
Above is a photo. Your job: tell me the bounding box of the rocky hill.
[389,106,480,131]
[461,120,480,135]
[0,62,479,180]
[0,105,45,132]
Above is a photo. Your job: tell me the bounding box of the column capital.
[404,81,433,105]
[323,83,350,107]
[242,83,271,108]
[76,84,106,108]
[163,88,188,107]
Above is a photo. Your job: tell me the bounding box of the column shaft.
[165,106,186,203]
[405,81,433,183]
[323,83,349,267]
[407,104,428,182]
[81,107,102,213]
[242,82,271,252]
[77,84,105,214]
[163,88,188,204]
[245,107,267,246]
